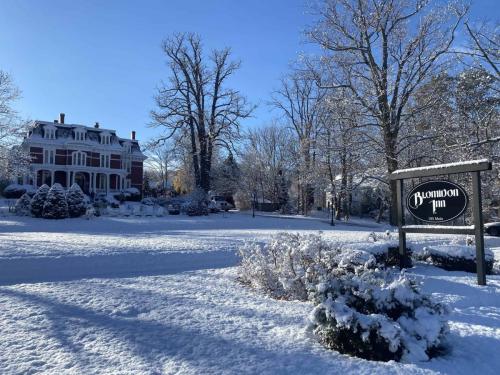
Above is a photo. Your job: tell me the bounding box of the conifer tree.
[66,183,86,218]
[30,184,49,218]
[42,183,68,219]
[14,193,31,216]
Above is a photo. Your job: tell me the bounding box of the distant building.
[20,113,146,195]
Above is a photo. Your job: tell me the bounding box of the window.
[44,127,56,139]
[74,131,85,141]
[100,154,110,168]
[100,134,111,145]
[124,160,131,173]
[43,149,55,164]
[72,151,87,166]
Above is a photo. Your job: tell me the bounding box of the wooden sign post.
[390,159,492,285]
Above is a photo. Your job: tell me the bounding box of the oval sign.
[406,180,468,223]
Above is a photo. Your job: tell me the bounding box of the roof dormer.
[100,131,111,145]
[43,124,57,140]
[73,127,86,142]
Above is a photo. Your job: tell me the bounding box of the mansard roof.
[26,120,145,157]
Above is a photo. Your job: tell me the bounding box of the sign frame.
[390,159,492,285]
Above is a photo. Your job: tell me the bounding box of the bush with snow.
[30,184,50,217]
[186,188,209,216]
[308,268,449,362]
[238,233,376,301]
[66,183,86,218]
[42,183,69,219]
[239,232,449,363]
[414,244,494,274]
[2,184,36,199]
[14,193,31,216]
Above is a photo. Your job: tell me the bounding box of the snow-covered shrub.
[66,183,86,218]
[141,197,156,206]
[30,184,50,217]
[414,245,494,274]
[14,193,31,216]
[352,232,411,268]
[42,183,68,219]
[238,233,376,301]
[2,184,36,199]
[308,269,449,362]
[186,188,209,216]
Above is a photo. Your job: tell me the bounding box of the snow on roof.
[35,120,117,134]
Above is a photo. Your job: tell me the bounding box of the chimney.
[59,113,65,124]
[54,120,58,123]
[131,131,136,140]
[94,122,99,128]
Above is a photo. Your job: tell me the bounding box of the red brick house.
[21,113,146,195]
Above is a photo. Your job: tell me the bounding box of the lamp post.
[330,187,335,226]
[252,191,256,218]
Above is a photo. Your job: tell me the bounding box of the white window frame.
[44,127,56,139]
[100,153,110,168]
[71,151,87,166]
[43,149,55,164]
[75,130,85,141]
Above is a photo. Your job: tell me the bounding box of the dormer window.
[44,126,56,139]
[74,129,86,141]
[71,151,87,166]
[100,133,111,145]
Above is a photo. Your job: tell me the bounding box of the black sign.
[406,180,468,223]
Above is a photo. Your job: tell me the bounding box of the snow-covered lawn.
[0,212,499,374]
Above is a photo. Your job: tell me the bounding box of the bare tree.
[151,33,253,192]
[144,140,178,190]
[463,21,500,79]
[0,70,30,180]
[271,72,324,215]
[308,0,467,224]
[240,124,297,207]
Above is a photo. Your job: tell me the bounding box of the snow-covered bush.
[308,269,449,362]
[117,187,141,201]
[14,193,31,216]
[351,232,411,268]
[414,244,494,274]
[2,184,36,199]
[141,197,156,206]
[30,184,50,217]
[186,188,209,216]
[66,183,86,218]
[238,233,376,301]
[42,183,68,219]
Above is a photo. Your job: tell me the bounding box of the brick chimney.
[131,131,136,140]
[59,113,65,124]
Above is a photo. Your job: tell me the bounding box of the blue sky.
[0,0,497,142]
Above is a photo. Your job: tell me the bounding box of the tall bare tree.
[271,72,324,214]
[308,0,467,224]
[151,33,253,192]
[144,140,178,190]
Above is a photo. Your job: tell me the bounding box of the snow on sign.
[406,180,468,223]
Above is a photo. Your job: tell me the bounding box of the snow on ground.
[0,212,499,374]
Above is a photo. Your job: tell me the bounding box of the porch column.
[107,174,110,194]
[51,170,55,186]
[66,171,70,188]
[33,170,39,188]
